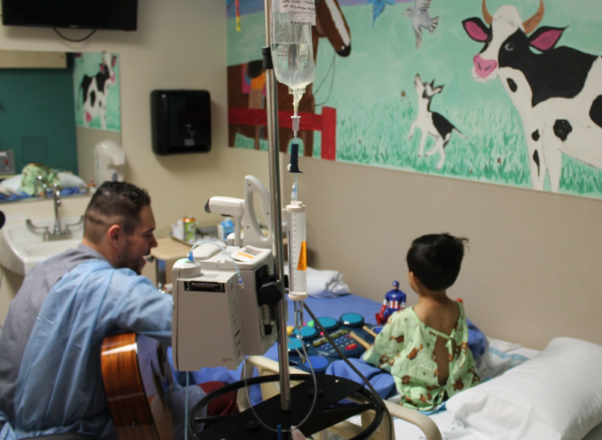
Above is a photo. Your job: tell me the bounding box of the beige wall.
[283,158,602,350]
[1,0,600,351]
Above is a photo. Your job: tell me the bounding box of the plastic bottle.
[271,1,316,114]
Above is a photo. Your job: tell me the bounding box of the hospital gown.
[363,302,480,411]
[0,244,203,440]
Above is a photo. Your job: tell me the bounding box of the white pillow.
[58,172,86,188]
[446,337,602,440]
[0,174,22,192]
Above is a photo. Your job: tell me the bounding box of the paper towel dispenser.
[151,90,211,155]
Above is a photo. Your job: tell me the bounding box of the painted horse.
[228,0,351,156]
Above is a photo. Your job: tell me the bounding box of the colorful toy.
[375,281,407,324]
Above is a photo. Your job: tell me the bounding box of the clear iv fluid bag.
[271,3,315,95]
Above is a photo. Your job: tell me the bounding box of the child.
[363,233,480,411]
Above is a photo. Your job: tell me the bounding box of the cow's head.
[462,0,564,82]
[99,52,117,84]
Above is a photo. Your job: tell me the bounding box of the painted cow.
[80,52,117,130]
[228,0,351,156]
[463,0,602,192]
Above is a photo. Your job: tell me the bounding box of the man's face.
[116,205,158,274]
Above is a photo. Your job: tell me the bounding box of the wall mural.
[72,52,121,132]
[227,0,602,198]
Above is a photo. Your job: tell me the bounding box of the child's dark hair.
[406,233,468,291]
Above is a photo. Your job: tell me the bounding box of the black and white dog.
[408,74,466,169]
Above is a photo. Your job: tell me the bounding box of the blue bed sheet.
[168,294,486,402]
[0,187,85,201]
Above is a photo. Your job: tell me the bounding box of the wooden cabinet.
[0,50,66,68]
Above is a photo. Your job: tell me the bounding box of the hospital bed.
[228,293,602,440]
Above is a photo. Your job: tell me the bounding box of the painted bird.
[403,0,439,49]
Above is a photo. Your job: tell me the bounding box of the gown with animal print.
[363,302,479,411]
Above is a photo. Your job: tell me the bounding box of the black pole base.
[190,374,385,440]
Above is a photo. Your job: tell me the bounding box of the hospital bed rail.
[238,355,442,440]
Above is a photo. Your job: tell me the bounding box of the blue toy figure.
[375,281,407,324]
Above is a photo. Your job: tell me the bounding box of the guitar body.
[101,333,174,440]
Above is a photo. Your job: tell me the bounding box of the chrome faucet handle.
[26,219,50,236]
[62,215,85,234]
[52,182,62,206]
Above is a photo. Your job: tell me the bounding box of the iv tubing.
[242,338,318,433]
[185,372,189,440]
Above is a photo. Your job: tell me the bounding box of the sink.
[0,216,84,275]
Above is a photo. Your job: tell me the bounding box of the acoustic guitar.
[101,333,174,440]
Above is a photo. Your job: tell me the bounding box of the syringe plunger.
[287,200,307,301]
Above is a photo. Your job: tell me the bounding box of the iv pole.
[262,0,292,412]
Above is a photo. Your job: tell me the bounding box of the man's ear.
[107,224,125,248]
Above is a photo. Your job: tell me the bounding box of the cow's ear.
[462,18,490,43]
[111,56,117,67]
[529,26,565,52]
[99,63,105,73]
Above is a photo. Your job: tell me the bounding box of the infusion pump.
[172,244,279,370]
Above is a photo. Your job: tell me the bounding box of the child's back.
[363,233,480,410]
[414,297,461,385]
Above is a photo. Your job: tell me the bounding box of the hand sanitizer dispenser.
[94,140,125,184]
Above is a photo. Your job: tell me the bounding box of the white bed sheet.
[389,338,602,440]
[337,337,602,440]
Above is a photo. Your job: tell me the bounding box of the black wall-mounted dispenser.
[151,90,211,155]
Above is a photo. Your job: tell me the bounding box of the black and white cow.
[80,52,117,130]
[463,0,602,192]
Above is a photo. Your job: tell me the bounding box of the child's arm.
[363,316,405,371]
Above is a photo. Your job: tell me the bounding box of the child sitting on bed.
[363,233,480,411]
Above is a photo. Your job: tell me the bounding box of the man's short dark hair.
[84,181,151,244]
[406,233,468,291]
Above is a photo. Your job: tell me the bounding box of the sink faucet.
[26,183,84,242]
[52,183,63,236]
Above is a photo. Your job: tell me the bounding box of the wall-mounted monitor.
[2,0,138,31]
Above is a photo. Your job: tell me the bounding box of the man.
[0,182,234,439]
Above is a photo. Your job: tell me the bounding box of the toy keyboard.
[287,313,377,373]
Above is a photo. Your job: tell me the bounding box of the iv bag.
[271,0,316,106]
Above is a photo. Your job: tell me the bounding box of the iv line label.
[297,241,307,271]
[280,0,316,25]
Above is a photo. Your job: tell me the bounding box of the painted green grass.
[329,95,602,195]
[235,95,602,197]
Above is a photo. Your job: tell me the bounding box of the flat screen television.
[2,0,138,31]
